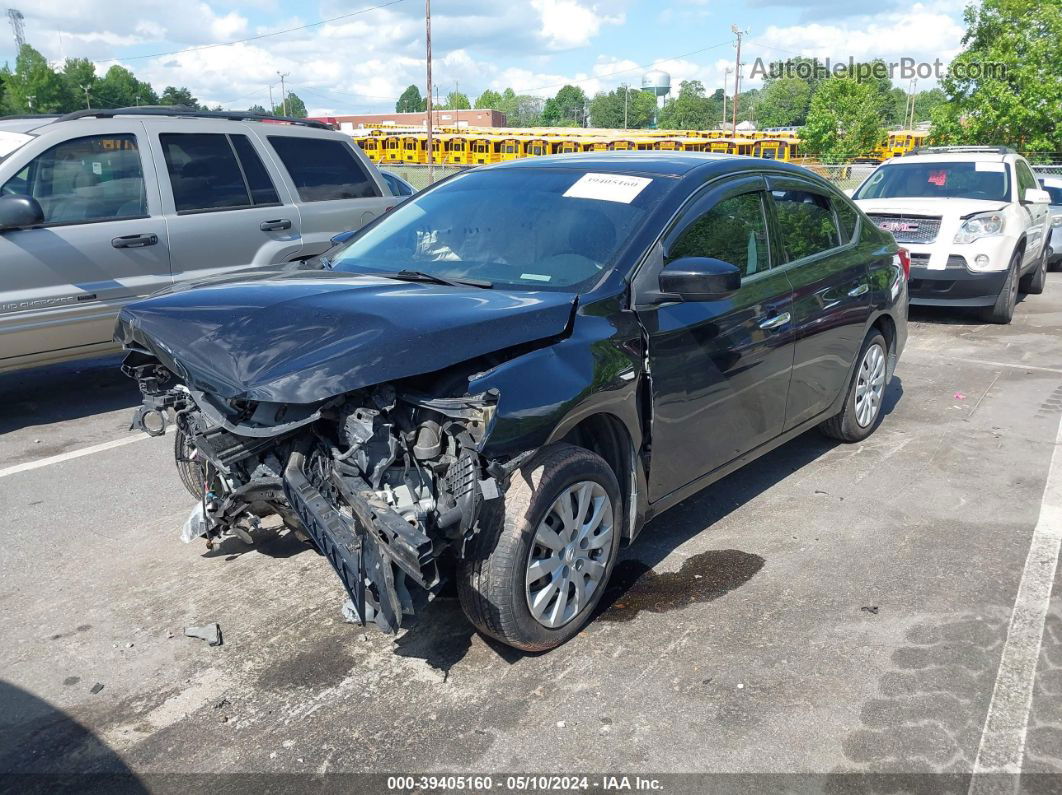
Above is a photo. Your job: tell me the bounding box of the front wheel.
[820,330,889,443]
[458,444,622,651]
[1020,249,1047,295]
[981,252,1021,324]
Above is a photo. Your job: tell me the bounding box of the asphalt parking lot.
[3,278,1062,789]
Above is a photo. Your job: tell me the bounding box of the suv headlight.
[954,212,1005,244]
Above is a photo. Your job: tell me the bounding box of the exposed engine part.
[126,350,504,634]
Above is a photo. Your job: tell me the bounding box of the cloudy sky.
[4,0,971,114]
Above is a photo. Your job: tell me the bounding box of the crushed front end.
[123,348,502,634]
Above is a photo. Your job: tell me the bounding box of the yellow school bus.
[526,138,554,156]
[498,137,524,161]
[469,136,499,165]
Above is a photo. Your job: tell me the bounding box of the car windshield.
[854,161,1010,202]
[330,167,668,291]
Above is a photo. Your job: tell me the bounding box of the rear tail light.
[896,247,911,280]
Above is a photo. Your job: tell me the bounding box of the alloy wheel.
[854,343,886,428]
[525,481,614,629]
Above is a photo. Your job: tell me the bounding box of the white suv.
[0,107,399,373]
[852,146,1052,323]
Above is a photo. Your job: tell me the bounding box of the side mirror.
[0,194,44,230]
[1025,188,1052,205]
[659,256,741,302]
[329,229,355,247]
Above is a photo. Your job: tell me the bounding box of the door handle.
[758,312,791,330]
[848,283,870,297]
[112,233,158,249]
[260,219,292,231]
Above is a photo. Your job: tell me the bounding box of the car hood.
[855,196,1010,218]
[115,271,576,404]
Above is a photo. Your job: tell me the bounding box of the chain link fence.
[380,161,880,192]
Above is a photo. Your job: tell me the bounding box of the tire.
[981,252,1020,324]
[458,443,622,651]
[1020,248,1047,295]
[174,425,205,499]
[820,330,889,443]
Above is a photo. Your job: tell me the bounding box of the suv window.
[668,192,771,278]
[1,134,146,225]
[771,188,841,262]
[1016,160,1038,196]
[161,133,279,213]
[268,136,379,201]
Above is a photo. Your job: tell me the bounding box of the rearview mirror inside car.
[1024,188,1052,205]
[0,194,44,230]
[659,256,741,302]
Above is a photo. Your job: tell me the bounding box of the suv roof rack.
[52,106,331,129]
[0,113,62,121]
[909,145,1015,156]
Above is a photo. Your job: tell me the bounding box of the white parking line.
[0,428,170,479]
[969,408,1062,791]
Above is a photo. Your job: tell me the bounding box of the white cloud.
[529,0,624,50]
[747,5,966,87]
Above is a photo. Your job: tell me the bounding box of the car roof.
[884,152,1012,165]
[482,151,820,180]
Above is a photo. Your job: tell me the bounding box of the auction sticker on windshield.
[564,173,652,204]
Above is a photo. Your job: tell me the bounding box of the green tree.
[802,77,886,162]
[443,90,470,110]
[755,77,811,128]
[474,88,502,109]
[931,0,1060,153]
[658,79,720,130]
[396,84,425,112]
[495,88,544,126]
[60,58,97,110]
[247,103,268,114]
[1,45,69,113]
[542,84,587,126]
[159,85,198,108]
[94,65,157,108]
[271,91,306,118]
[589,86,656,128]
[760,56,828,97]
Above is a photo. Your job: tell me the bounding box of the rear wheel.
[820,330,888,443]
[981,251,1021,324]
[1020,248,1047,295]
[458,444,621,651]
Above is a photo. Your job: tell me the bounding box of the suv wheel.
[981,252,1021,324]
[1020,248,1047,295]
[820,329,888,443]
[458,444,621,651]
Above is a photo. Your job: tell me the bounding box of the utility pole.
[268,83,274,113]
[277,71,289,116]
[730,25,746,133]
[425,0,434,184]
[722,66,733,130]
[623,84,629,129]
[906,78,918,129]
[80,83,91,109]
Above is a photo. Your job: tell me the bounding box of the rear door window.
[268,136,380,201]
[770,188,841,262]
[161,133,280,213]
[1,134,146,225]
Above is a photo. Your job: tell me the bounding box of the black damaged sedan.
[117,153,908,651]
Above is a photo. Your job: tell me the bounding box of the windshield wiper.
[392,269,493,289]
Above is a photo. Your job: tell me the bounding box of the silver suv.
[0,108,398,373]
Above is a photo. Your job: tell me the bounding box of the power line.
[95,0,411,63]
